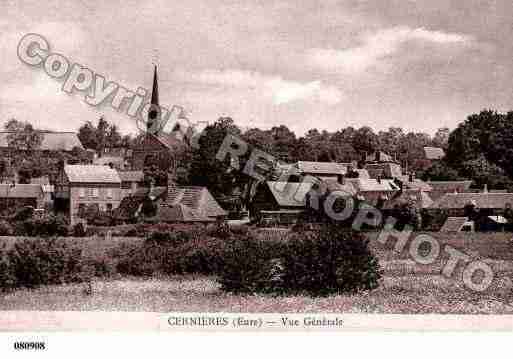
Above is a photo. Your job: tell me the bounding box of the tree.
[4,119,43,152]
[77,117,124,153]
[352,126,379,157]
[432,127,450,149]
[189,117,245,197]
[421,161,461,181]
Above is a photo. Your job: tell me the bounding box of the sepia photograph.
[1,0,513,344]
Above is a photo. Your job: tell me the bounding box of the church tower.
[131,65,180,171]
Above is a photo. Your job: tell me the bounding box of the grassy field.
[1,232,513,313]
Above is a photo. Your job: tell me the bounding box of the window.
[79,188,85,198]
[106,203,113,212]
[106,188,113,199]
[92,188,99,198]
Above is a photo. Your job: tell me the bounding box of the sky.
[1,0,512,136]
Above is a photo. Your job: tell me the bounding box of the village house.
[430,192,513,217]
[0,184,47,215]
[294,161,353,182]
[364,151,403,179]
[250,181,314,224]
[115,181,226,224]
[426,180,473,201]
[54,164,122,225]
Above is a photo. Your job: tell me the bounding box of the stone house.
[55,165,122,224]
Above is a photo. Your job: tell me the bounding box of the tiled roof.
[427,181,472,192]
[0,131,83,151]
[166,185,227,218]
[440,217,470,232]
[431,193,513,209]
[424,146,445,160]
[155,132,183,149]
[266,181,314,207]
[296,161,349,176]
[117,170,144,183]
[64,165,121,184]
[0,184,43,198]
[156,204,213,222]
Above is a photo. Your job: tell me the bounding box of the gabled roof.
[117,170,144,183]
[266,181,314,207]
[0,184,43,198]
[64,165,121,184]
[156,204,213,222]
[296,161,349,176]
[424,146,445,160]
[431,193,513,209]
[0,131,83,151]
[440,217,470,232]
[166,185,227,218]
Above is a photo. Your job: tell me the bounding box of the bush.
[162,237,226,275]
[20,214,69,237]
[114,242,160,277]
[0,220,13,236]
[216,235,285,294]
[0,248,15,292]
[281,226,382,295]
[216,224,382,296]
[6,238,84,289]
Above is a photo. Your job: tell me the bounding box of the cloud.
[307,26,475,73]
[177,69,342,105]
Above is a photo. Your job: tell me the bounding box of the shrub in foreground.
[282,226,382,295]
[5,238,84,289]
[216,236,285,294]
[216,225,382,296]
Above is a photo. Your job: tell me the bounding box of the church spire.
[147,65,161,134]
[151,65,159,107]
